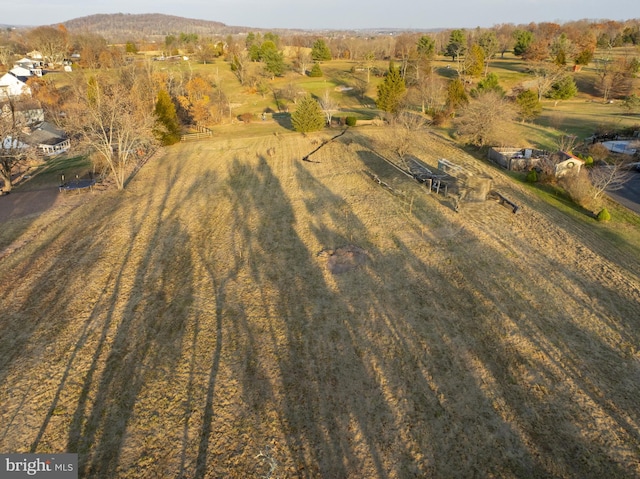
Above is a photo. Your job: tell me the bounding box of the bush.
[238,112,254,123]
[584,156,594,167]
[309,63,323,77]
[597,208,611,221]
[345,116,357,127]
[526,169,538,183]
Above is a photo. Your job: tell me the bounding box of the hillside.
[61,13,246,42]
[0,128,639,477]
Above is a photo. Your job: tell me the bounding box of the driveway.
[607,170,640,215]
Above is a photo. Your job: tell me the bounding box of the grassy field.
[1,126,639,478]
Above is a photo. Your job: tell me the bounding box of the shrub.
[584,156,594,167]
[526,169,538,183]
[238,112,254,123]
[345,116,357,127]
[597,208,611,221]
[309,63,323,77]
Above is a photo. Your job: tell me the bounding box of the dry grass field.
[1,127,640,478]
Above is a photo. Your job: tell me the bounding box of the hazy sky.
[3,0,638,30]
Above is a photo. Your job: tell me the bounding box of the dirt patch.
[318,245,369,274]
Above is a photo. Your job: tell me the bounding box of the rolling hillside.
[0,128,639,477]
[61,13,247,42]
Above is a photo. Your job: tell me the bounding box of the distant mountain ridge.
[61,13,250,42]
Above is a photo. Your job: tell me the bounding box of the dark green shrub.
[597,208,611,221]
[526,169,538,183]
[309,63,323,77]
[345,116,357,127]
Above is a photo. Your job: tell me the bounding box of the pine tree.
[309,63,323,77]
[311,39,332,62]
[154,89,181,145]
[376,62,406,114]
[516,89,542,122]
[291,95,325,133]
[547,74,578,105]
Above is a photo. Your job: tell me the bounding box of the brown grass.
[1,128,639,478]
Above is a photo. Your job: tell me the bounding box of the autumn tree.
[464,44,485,78]
[26,76,64,123]
[376,62,407,114]
[63,74,158,190]
[27,26,69,65]
[454,91,516,147]
[291,95,325,133]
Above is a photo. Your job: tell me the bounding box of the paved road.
[607,170,640,215]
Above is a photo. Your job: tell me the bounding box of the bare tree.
[595,55,634,101]
[292,47,312,76]
[454,91,517,147]
[386,111,428,169]
[318,90,338,126]
[529,63,565,101]
[411,69,446,114]
[63,74,158,190]
[589,161,632,200]
[27,26,69,65]
[0,45,15,68]
[0,97,36,193]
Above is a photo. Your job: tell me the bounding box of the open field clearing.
[1,128,640,478]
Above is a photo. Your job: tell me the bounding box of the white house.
[0,73,31,98]
[555,151,584,178]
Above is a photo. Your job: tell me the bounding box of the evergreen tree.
[416,35,436,59]
[516,89,542,122]
[376,62,406,114]
[260,41,285,78]
[547,75,578,104]
[471,72,505,97]
[291,95,325,133]
[154,89,181,145]
[446,30,466,62]
[513,30,534,56]
[309,63,323,77]
[445,78,468,112]
[311,39,332,62]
